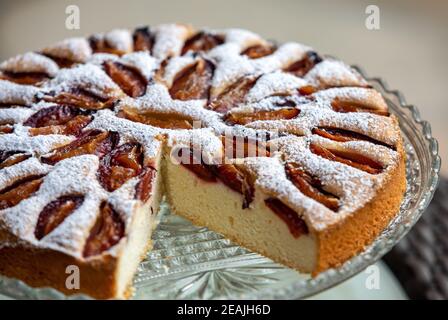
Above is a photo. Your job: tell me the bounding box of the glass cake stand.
[0,67,441,300]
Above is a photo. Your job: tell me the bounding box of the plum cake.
[0,24,406,299]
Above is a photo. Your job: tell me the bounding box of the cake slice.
[0,131,164,298]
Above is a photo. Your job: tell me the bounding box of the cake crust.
[0,241,119,299]
[315,139,406,273]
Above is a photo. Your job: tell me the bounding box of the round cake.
[0,24,406,299]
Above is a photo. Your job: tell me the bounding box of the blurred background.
[0,0,446,300]
[0,0,446,176]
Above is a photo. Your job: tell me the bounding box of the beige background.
[0,0,446,175]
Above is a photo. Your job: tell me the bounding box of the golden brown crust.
[314,140,406,274]
[0,231,119,299]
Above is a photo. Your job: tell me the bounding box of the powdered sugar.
[221,28,265,48]
[118,83,224,130]
[253,42,309,73]
[87,53,119,66]
[42,37,92,63]
[0,24,404,256]
[44,64,123,98]
[161,53,198,87]
[0,80,40,105]
[313,87,387,111]
[119,52,158,80]
[105,29,133,53]
[305,59,368,88]
[152,24,193,60]
[244,103,399,146]
[207,43,255,96]
[0,52,59,77]
[246,71,307,102]
[87,109,162,159]
[0,132,73,155]
[0,157,51,190]
[0,107,35,124]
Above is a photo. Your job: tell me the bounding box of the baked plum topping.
[135,166,157,202]
[133,26,154,52]
[118,108,194,129]
[24,105,85,128]
[242,44,276,59]
[0,175,44,210]
[221,136,271,159]
[310,143,383,174]
[331,99,390,116]
[0,103,31,109]
[285,163,339,211]
[298,85,317,95]
[284,51,322,77]
[89,36,126,56]
[42,88,117,110]
[207,77,258,113]
[103,61,147,98]
[0,125,13,134]
[41,53,76,68]
[169,59,214,101]
[42,130,119,165]
[98,141,156,201]
[265,198,309,238]
[98,143,143,192]
[34,195,84,240]
[224,108,299,125]
[83,202,125,257]
[24,105,92,136]
[0,71,49,85]
[312,127,395,150]
[29,115,92,136]
[175,147,217,182]
[1,150,22,165]
[181,32,224,54]
[0,150,30,169]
